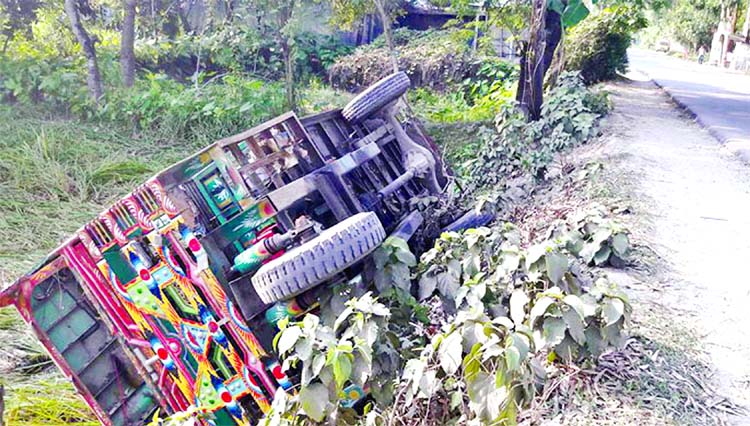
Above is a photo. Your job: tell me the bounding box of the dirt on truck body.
[0,72,453,425]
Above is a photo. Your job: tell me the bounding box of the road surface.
[628,48,750,162]
[604,79,750,423]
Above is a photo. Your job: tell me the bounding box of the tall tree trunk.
[373,0,398,72]
[516,0,562,121]
[0,384,5,426]
[277,0,297,110]
[282,37,296,110]
[64,0,103,103]
[516,0,546,120]
[120,0,137,87]
[541,8,562,78]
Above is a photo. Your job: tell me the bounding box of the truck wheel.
[251,212,386,304]
[342,72,410,123]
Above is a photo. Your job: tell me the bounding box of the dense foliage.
[0,2,355,130]
[0,16,354,141]
[662,0,722,51]
[328,28,499,91]
[565,6,647,84]
[265,214,631,424]
[409,58,517,123]
[468,72,609,184]
[640,0,746,52]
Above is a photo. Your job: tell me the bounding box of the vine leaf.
[562,294,585,319]
[505,346,521,372]
[545,252,568,285]
[602,298,625,326]
[439,331,463,375]
[299,382,328,422]
[418,274,438,301]
[611,233,629,257]
[542,317,567,347]
[562,0,591,28]
[562,308,585,345]
[530,296,556,325]
[277,326,302,355]
[593,246,612,265]
[510,290,529,326]
[333,353,353,389]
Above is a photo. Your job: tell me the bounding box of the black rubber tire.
[342,72,410,123]
[251,212,386,304]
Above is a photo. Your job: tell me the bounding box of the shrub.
[468,72,607,185]
[328,28,496,91]
[565,6,647,84]
[459,57,517,103]
[262,218,631,425]
[408,57,517,125]
[0,8,121,112]
[136,29,353,83]
[97,73,287,141]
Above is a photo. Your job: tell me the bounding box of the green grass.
[0,106,193,280]
[2,372,100,426]
[0,105,182,424]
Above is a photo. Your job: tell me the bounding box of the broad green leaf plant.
[262,292,390,424]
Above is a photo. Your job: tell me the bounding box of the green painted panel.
[213,409,237,426]
[47,309,96,349]
[164,285,199,317]
[103,247,137,283]
[34,290,76,330]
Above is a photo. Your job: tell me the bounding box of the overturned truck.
[0,72,451,425]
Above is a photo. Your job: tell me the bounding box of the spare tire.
[342,72,410,123]
[251,212,386,304]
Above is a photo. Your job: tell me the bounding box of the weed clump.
[468,72,609,186]
[328,28,499,92]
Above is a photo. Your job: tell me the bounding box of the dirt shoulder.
[557,76,750,425]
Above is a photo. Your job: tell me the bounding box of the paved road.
[605,80,750,423]
[628,48,750,161]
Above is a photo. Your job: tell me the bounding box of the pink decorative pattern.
[101,212,128,245]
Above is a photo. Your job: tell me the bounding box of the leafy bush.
[136,29,354,83]
[96,73,286,139]
[0,8,121,112]
[550,203,630,267]
[459,57,517,103]
[295,32,354,76]
[565,6,647,84]
[468,72,608,184]
[410,87,511,123]
[263,216,631,425]
[408,57,517,125]
[264,293,392,423]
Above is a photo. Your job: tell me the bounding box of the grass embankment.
[0,105,182,424]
